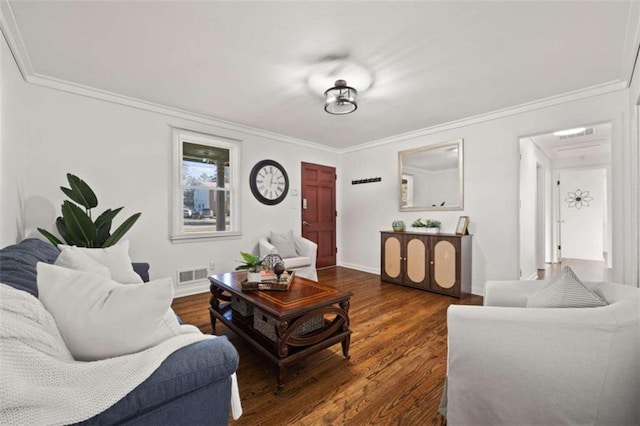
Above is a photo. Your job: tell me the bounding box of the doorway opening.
[519,122,612,281]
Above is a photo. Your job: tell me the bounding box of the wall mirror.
[399,139,464,211]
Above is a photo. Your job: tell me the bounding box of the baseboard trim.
[338,262,380,275]
[174,280,210,298]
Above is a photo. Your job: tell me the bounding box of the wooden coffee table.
[209,272,352,393]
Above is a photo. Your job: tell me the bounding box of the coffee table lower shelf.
[210,303,351,393]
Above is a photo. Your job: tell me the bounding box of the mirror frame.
[398,138,464,212]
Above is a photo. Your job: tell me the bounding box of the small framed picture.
[455,216,469,235]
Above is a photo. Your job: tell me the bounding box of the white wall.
[552,150,613,268]
[339,90,630,294]
[0,35,339,296]
[519,138,552,280]
[0,33,26,247]
[626,34,640,288]
[558,168,607,261]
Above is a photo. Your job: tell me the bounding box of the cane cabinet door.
[381,233,403,284]
[381,232,429,289]
[430,237,460,296]
[405,234,428,288]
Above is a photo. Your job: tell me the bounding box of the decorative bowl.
[392,220,405,232]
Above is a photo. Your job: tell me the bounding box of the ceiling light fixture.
[324,80,357,115]
[553,127,586,136]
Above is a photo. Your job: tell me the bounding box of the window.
[172,129,241,241]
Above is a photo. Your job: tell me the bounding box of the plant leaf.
[55,217,72,245]
[239,251,260,265]
[60,186,88,209]
[96,224,111,247]
[102,212,141,247]
[94,208,119,246]
[61,201,97,247]
[66,174,98,209]
[94,207,123,230]
[37,228,63,246]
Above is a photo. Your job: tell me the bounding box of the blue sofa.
[0,238,239,425]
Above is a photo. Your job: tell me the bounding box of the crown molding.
[0,0,33,79]
[342,80,628,154]
[26,73,339,153]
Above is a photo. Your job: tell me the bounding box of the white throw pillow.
[270,231,298,258]
[54,248,112,278]
[57,240,142,284]
[526,266,608,308]
[37,263,181,361]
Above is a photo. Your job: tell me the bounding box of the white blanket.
[0,283,241,425]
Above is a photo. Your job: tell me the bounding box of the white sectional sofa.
[445,279,640,425]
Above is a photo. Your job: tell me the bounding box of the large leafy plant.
[38,173,142,248]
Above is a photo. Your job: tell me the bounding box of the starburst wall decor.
[565,188,593,209]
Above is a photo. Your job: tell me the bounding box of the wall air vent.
[177,267,209,286]
[556,143,601,152]
[558,127,594,139]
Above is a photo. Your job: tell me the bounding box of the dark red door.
[301,162,336,268]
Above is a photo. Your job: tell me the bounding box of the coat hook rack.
[351,177,382,185]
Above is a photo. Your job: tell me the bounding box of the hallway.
[538,258,613,282]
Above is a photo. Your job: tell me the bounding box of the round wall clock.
[249,159,289,205]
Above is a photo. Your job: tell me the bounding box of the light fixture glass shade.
[324,80,357,115]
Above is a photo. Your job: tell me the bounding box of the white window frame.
[171,128,241,242]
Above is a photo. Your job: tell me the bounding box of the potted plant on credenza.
[411,218,441,234]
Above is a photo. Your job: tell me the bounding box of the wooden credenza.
[380,231,472,298]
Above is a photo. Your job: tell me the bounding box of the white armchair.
[258,233,318,281]
[445,280,640,425]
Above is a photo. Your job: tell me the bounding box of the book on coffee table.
[241,270,295,291]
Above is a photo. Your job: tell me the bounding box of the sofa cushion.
[0,238,60,296]
[37,263,181,361]
[58,240,142,284]
[526,266,608,308]
[270,231,298,258]
[283,256,311,269]
[80,337,239,425]
[54,248,112,278]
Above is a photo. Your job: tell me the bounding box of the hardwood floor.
[537,258,613,282]
[172,267,482,425]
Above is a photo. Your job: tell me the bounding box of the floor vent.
[177,267,209,286]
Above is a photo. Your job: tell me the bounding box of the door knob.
[303,221,309,225]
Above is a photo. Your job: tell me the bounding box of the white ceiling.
[3,1,638,149]
[529,123,612,160]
